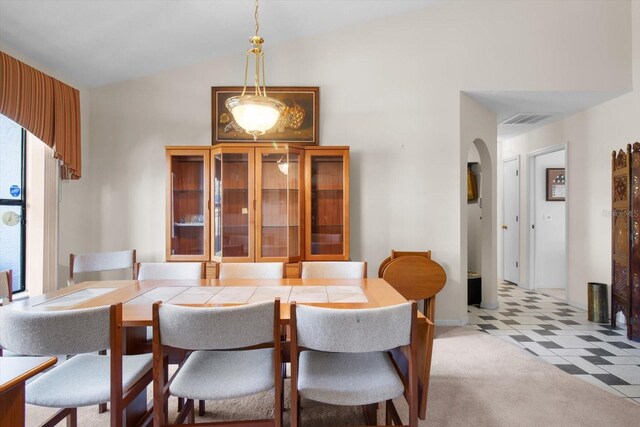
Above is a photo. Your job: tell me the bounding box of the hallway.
[468,283,640,404]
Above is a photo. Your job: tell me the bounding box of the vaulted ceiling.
[0,0,435,88]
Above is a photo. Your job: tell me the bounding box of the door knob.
[502,225,508,229]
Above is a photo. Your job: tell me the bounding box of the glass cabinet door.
[305,149,350,260]
[166,149,210,261]
[256,147,303,262]
[212,148,254,261]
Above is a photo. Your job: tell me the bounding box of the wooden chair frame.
[33,303,153,427]
[152,300,283,427]
[289,301,418,427]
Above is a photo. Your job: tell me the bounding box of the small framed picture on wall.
[546,168,566,201]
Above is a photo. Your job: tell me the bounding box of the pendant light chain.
[254,0,260,37]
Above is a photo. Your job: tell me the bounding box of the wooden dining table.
[11,278,434,422]
[0,356,58,426]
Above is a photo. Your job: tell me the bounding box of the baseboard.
[436,316,469,327]
[481,302,499,310]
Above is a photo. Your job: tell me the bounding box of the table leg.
[123,327,150,426]
[0,383,26,426]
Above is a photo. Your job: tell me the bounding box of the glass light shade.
[225,94,285,139]
[277,161,289,175]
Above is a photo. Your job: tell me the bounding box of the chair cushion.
[298,350,404,406]
[169,348,274,400]
[26,353,152,407]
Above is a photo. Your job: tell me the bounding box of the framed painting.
[212,86,319,145]
[546,168,566,201]
[467,164,478,201]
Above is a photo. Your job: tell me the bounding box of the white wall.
[56,0,633,323]
[533,149,566,289]
[500,0,640,310]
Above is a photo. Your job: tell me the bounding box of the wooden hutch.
[166,144,350,278]
[611,142,640,341]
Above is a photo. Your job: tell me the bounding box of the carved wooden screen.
[611,143,640,341]
[630,143,640,341]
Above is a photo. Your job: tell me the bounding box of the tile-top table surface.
[12,278,415,326]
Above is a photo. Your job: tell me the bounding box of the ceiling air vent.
[501,113,553,125]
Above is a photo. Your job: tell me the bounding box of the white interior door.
[532,150,566,289]
[502,157,520,284]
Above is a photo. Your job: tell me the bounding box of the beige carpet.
[26,327,640,426]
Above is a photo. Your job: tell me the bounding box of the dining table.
[0,356,58,426]
[10,278,434,423]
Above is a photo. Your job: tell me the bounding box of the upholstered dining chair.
[152,299,283,426]
[0,269,12,305]
[218,262,285,279]
[68,249,136,286]
[290,301,418,427]
[136,262,204,280]
[299,261,367,279]
[0,303,153,427]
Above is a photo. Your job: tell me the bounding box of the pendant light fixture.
[226,0,285,140]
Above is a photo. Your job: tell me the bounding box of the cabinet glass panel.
[170,155,205,256]
[259,152,301,258]
[310,155,344,255]
[214,152,250,258]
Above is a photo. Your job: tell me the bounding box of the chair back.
[218,262,284,279]
[293,302,411,353]
[0,305,111,356]
[378,250,431,278]
[69,250,136,285]
[0,270,12,304]
[155,300,276,350]
[137,262,203,280]
[300,261,367,279]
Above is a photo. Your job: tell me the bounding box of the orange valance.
[0,51,81,179]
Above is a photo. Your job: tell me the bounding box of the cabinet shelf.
[174,223,205,227]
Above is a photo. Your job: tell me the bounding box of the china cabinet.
[305,148,350,260]
[165,145,349,270]
[165,148,210,261]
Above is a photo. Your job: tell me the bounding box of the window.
[0,114,27,294]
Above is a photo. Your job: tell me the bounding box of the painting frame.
[546,168,566,201]
[212,86,319,145]
[467,165,478,202]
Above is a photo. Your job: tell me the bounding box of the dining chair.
[290,301,418,427]
[136,262,204,280]
[380,255,445,419]
[218,262,285,279]
[0,270,11,357]
[0,303,153,427]
[152,299,283,426]
[68,249,136,286]
[0,269,12,306]
[377,249,431,278]
[299,261,367,279]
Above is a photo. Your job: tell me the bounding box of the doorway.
[528,146,567,299]
[502,156,520,284]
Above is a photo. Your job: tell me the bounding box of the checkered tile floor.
[468,283,640,405]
